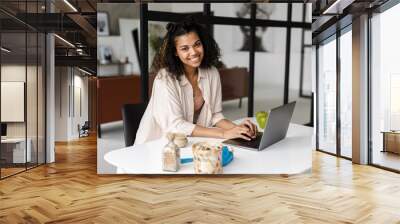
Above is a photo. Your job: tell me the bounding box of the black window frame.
[314,0,400,174]
[314,19,352,161]
[139,2,312,118]
[367,0,400,173]
[0,1,47,180]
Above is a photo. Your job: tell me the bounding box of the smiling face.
[174,31,204,72]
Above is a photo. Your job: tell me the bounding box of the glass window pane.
[254,27,286,119]
[1,1,46,178]
[289,28,312,125]
[340,29,352,158]
[306,4,312,23]
[305,30,311,45]
[371,4,400,171]
[318,36,337,155]
[212,3,250,18]
[212,3,286,21]
[291,3,304,22]
[256,3,287,21]
[214,24,249,120]
[1,31,28,177]
[291,3,312,23]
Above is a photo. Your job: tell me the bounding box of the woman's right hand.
[222,126,252,141]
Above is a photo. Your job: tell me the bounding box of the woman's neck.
[184,66,198,82]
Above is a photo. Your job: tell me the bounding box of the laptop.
[222,101,296,151]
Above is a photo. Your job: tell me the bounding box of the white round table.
[104,121,314,175]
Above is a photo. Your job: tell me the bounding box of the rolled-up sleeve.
[153,78,196,136]
[210,67,225,126]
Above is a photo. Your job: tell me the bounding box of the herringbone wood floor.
[1,135,400,224]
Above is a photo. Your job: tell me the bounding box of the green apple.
[256,111,267,120]
[256,111,268,129]
[258,116,266,129]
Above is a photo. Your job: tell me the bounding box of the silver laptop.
[222,101,296,151]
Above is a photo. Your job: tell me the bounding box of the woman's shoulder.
[199,66,217,78]
[152,68,181,96]
[154,68,177,85]
[204,66,219,74]
[202,66,220,82]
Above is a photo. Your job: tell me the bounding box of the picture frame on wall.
[97,12,110,36]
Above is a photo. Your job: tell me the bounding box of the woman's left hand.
[238,119,258,138]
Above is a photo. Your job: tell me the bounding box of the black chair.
[121,103,147,147]
[78,121,90,138]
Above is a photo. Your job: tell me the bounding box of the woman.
[135,18,257,144]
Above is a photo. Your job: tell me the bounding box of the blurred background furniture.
[0,138,32,165]
[97,75,141,137]
[121,103,147,147]
[78,121,90,138]
[382,131,400,154]
[218,67,249,108]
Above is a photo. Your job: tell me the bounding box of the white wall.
[97,20,141,75]
[1,66,26,127]
[1,63,46,164]
[1,65,42,136]
[55,67,69,141]
[54,67,89,141]
[72,73,89,137]
[97,3,141,76]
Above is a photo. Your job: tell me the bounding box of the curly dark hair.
[151,16,221,80]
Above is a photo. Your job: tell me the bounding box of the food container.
[166,132,188,148]
[162,141,180,172]
[192,142,223,174]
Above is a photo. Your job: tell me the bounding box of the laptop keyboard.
[227,132,263,149]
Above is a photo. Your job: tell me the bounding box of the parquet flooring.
[1,167,26,178]
[1,134,400,223]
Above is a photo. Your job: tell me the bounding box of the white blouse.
[134,66,225,144]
